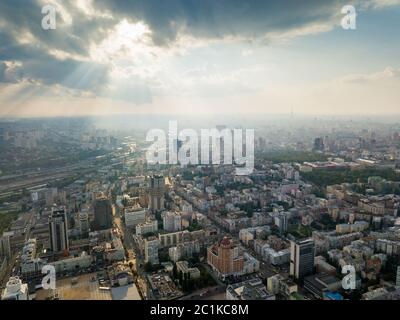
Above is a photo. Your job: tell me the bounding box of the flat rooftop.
[35,273,112,300]
[111,284,142,300]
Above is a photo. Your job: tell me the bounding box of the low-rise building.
[176,261,200,279]
[226,277,275,300]
[1,277,29,300]
[303,274,342,299]
[135,220,158,236]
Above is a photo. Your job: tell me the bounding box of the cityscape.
[1,0,400,308]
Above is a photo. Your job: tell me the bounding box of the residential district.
[1,118,400,301]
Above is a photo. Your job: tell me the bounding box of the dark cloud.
[0,0,112,91]
[0,62,7,82]
[0,0,115,57]
[0,0,366,97]
[94,0,352,45]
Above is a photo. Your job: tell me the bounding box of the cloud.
[0,0,399,112]
[0,63,7,82]
[340,67,400,84]
[94,0,352,46]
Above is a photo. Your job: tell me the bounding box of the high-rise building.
[79,211,90,237]
[313,137,324,151]
[0,234,11,259]
[274,212,288,234]
[144,236,159,265]
[162,211,182,232]
[93,196,113,230]
[49,207,69,254]
[148,175,165,212]
[1,277,29,300]
[207,237,244,279]
[290,239,315,279]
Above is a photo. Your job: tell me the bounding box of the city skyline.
[3,0,400,307]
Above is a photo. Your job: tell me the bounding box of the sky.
[0,0,400,117]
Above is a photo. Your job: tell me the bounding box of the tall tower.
[290,238,315,279]
[79,211,90,237]
[148,175,165,212]
[49,207,69,254]
[93,196,113,230]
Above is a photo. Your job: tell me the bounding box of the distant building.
[1,277,29,300]
[149,175,165,212]
[49,207,69,254]
[290,239,315,279]
[226,278,275,300]
[313,137,324,151]
[207,237,244,279]
[93,196,113,230]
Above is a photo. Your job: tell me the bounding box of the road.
[114,211,150,300]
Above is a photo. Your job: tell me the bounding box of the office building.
[49,207,69,254]
[79,211,90,237]
[93,196,113,230]
[149,175,165,212]
[290,238,315,279]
